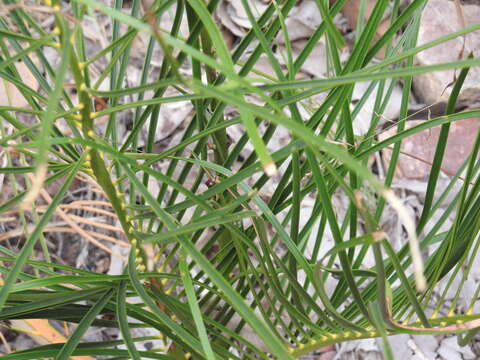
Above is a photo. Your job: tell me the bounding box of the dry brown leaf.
[223,0,269,30]
[0,61,38,107]
[276,0,322,43]
[0,278,91,359]
[10,319,93,360]
[341,0,391,58]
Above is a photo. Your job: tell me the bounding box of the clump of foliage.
[1,0,480,359]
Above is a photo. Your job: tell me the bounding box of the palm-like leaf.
[1,0,480,359]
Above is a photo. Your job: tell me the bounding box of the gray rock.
[415,0,480,106]
[409,335,439,360]
[438,336,476,360]
[377,334,413,359]
[379,118,480,181]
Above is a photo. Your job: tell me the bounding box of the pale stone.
[351,80,403,135]
[377,334,413,359]
[415,0,480,105]
[318,350,336,360]
[380,118,480,180]
[438,336,476,360]
[408,334,439,360]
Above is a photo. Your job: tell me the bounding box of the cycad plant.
[1,0,480,358]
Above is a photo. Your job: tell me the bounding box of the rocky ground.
[1,0,480,358]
